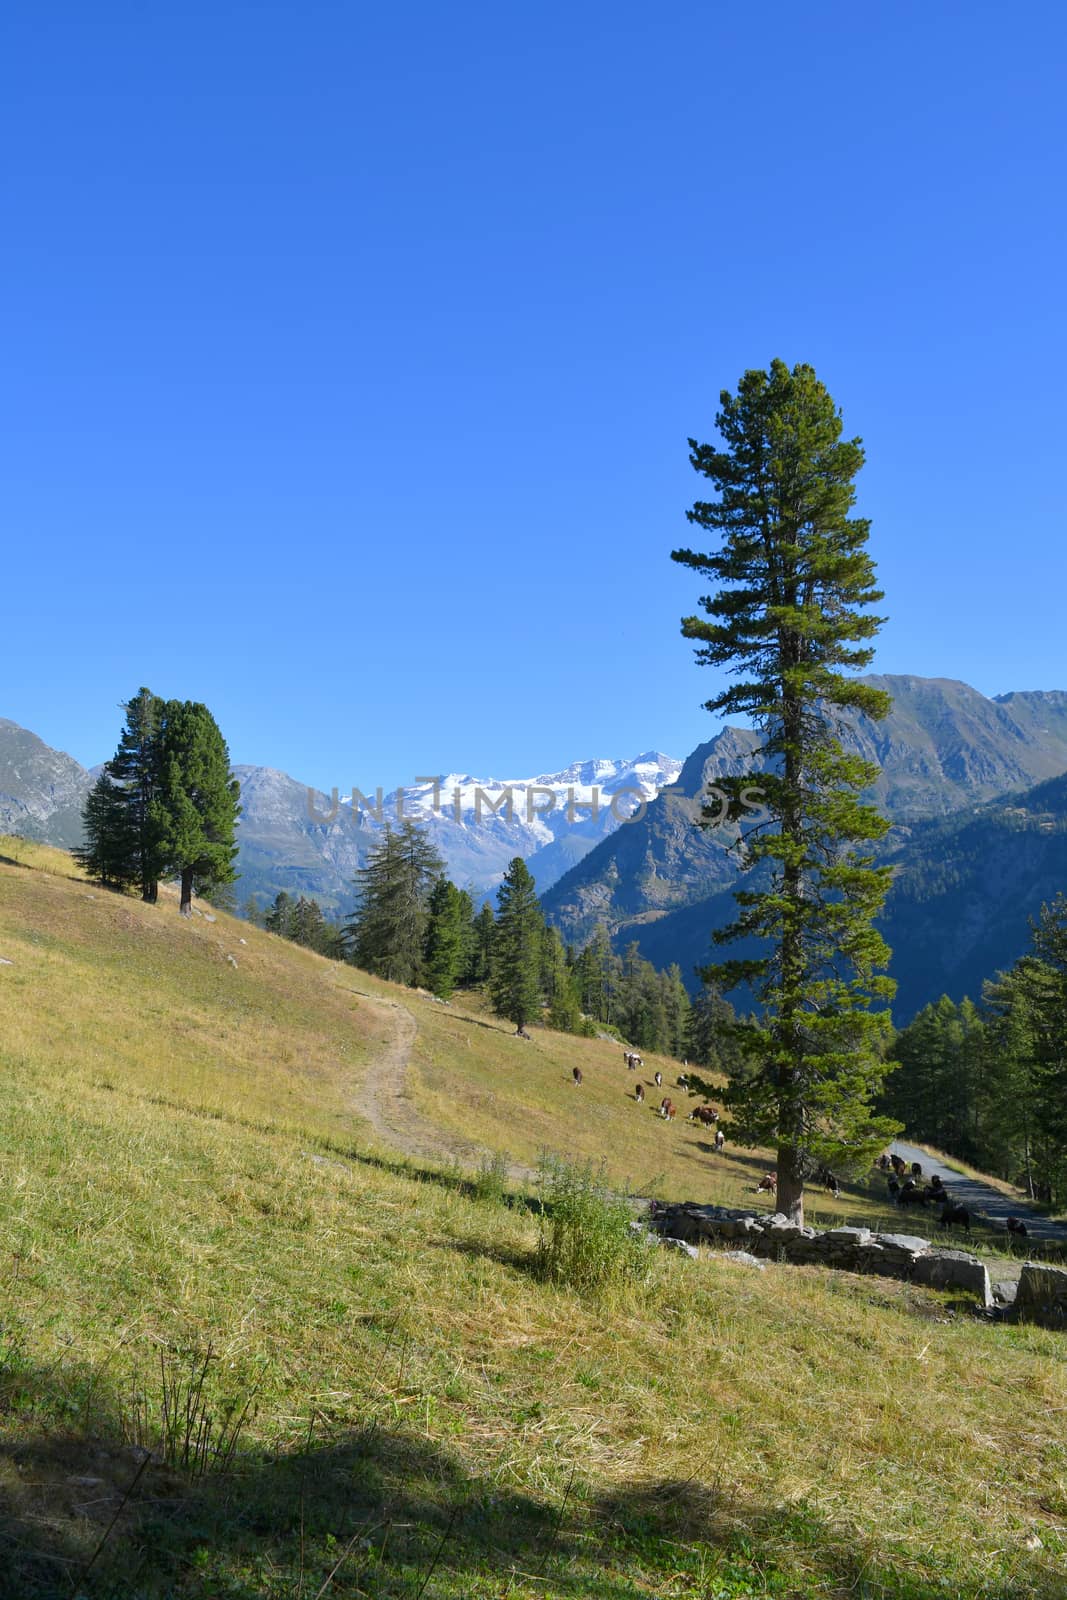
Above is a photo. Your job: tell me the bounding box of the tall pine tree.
[674,360,897,1223]
[489,857,544,1034]
[345,821,444,986]
[104,686,165,901]
[152,700,241,915]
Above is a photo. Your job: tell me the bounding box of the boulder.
[1015,1263,1067,1328]
[912,1249,992,1306]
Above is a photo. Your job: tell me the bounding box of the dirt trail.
[343,986,539,1184]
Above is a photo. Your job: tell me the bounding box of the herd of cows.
[566,1049,1033,1239]
[567,1053,731,1157]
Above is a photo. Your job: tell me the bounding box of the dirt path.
[343,986,539,1184]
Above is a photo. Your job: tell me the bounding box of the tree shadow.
[0,1360,1061,1600]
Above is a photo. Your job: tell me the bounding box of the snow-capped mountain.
[233,751,682,913]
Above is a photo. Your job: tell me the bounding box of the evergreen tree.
[265,890,295,938]
[489,857,544,1033]
[465,902,496,985]
[540,924,582,1032]
[684,980,741,1073]
[661,965,692,1059]
[345,821,444,986]
[74,772,137,888]
[674,360,897,1222]
[152,700,241,915]
[104,686,165,901]
[241,896,263,928]
[424,876,468,998]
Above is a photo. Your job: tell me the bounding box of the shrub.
[534,1155,647,1295]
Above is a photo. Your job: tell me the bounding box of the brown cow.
[572,1067,583,1085]
[688,1104,718,1127]
[635,1082,645,1102]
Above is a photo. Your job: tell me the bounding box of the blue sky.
[3,1,1065,790]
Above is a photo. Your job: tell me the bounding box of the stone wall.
[652,1202,993,1307]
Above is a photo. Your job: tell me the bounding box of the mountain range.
[0,723,680,912]
[541,676,1067,1019]
[5,673,1067,1020]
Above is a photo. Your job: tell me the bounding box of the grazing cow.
[677,1073,689,1092]
[635,1082,645,1102]
[940,1201,970,1232]
[659,1096,675,1120]
[911,1161,923,1180]
[654,1070,663,1088]
[876,1152,892,1172]
[713,1128,725,1153]
[756,1172,777,1193]
[927,1176,947,1205]
[897,1180,928,1208]
[890,1154,907,1178]
[1006,1215,1028,1239]
[687,1104,716,1126]
[572,1067,583,1085]
[818,1166,841,1199]
[887,1176,901,1202]
[624,1051,636,1070]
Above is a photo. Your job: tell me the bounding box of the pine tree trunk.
[776,1145,805,1225]
[179,867,194,916]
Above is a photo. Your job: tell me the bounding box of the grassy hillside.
[1,841,1066,1598]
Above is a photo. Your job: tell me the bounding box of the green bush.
[534,1155,647,1295]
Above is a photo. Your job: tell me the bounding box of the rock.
[239,937,247,945]
[913,1249,992,1306]
[822,1226,873,1246]
[725,1251,765,1269]
[0,956,13,966]
[662,1238,699,1259]
[876,1233,931,1255]
[1015,1262,1067,1327]
[992,1280,1019,1306]
[204,913,216,923]
[226,955,238,968]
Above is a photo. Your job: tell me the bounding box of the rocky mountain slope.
[0,719,93,847]
[541,676,1067,947]
[585,764,1067,1024]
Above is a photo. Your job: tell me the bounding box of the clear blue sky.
[3,1,1065,790]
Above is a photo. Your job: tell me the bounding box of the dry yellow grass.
[1,841,1065,1598]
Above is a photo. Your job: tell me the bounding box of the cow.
[713,1128,725,1153]
[659,1097,675,1120]
[1006,1215,1028,1239]
[817,1166,841,1199]
[572,1067,583,1085]
[688,1105,718,1127]
[635,1082,645,1102]
[939,1201,970,1232]
[654,1070,663,1088]
[677,1073,689,1092]
[756,1172,777,1193]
